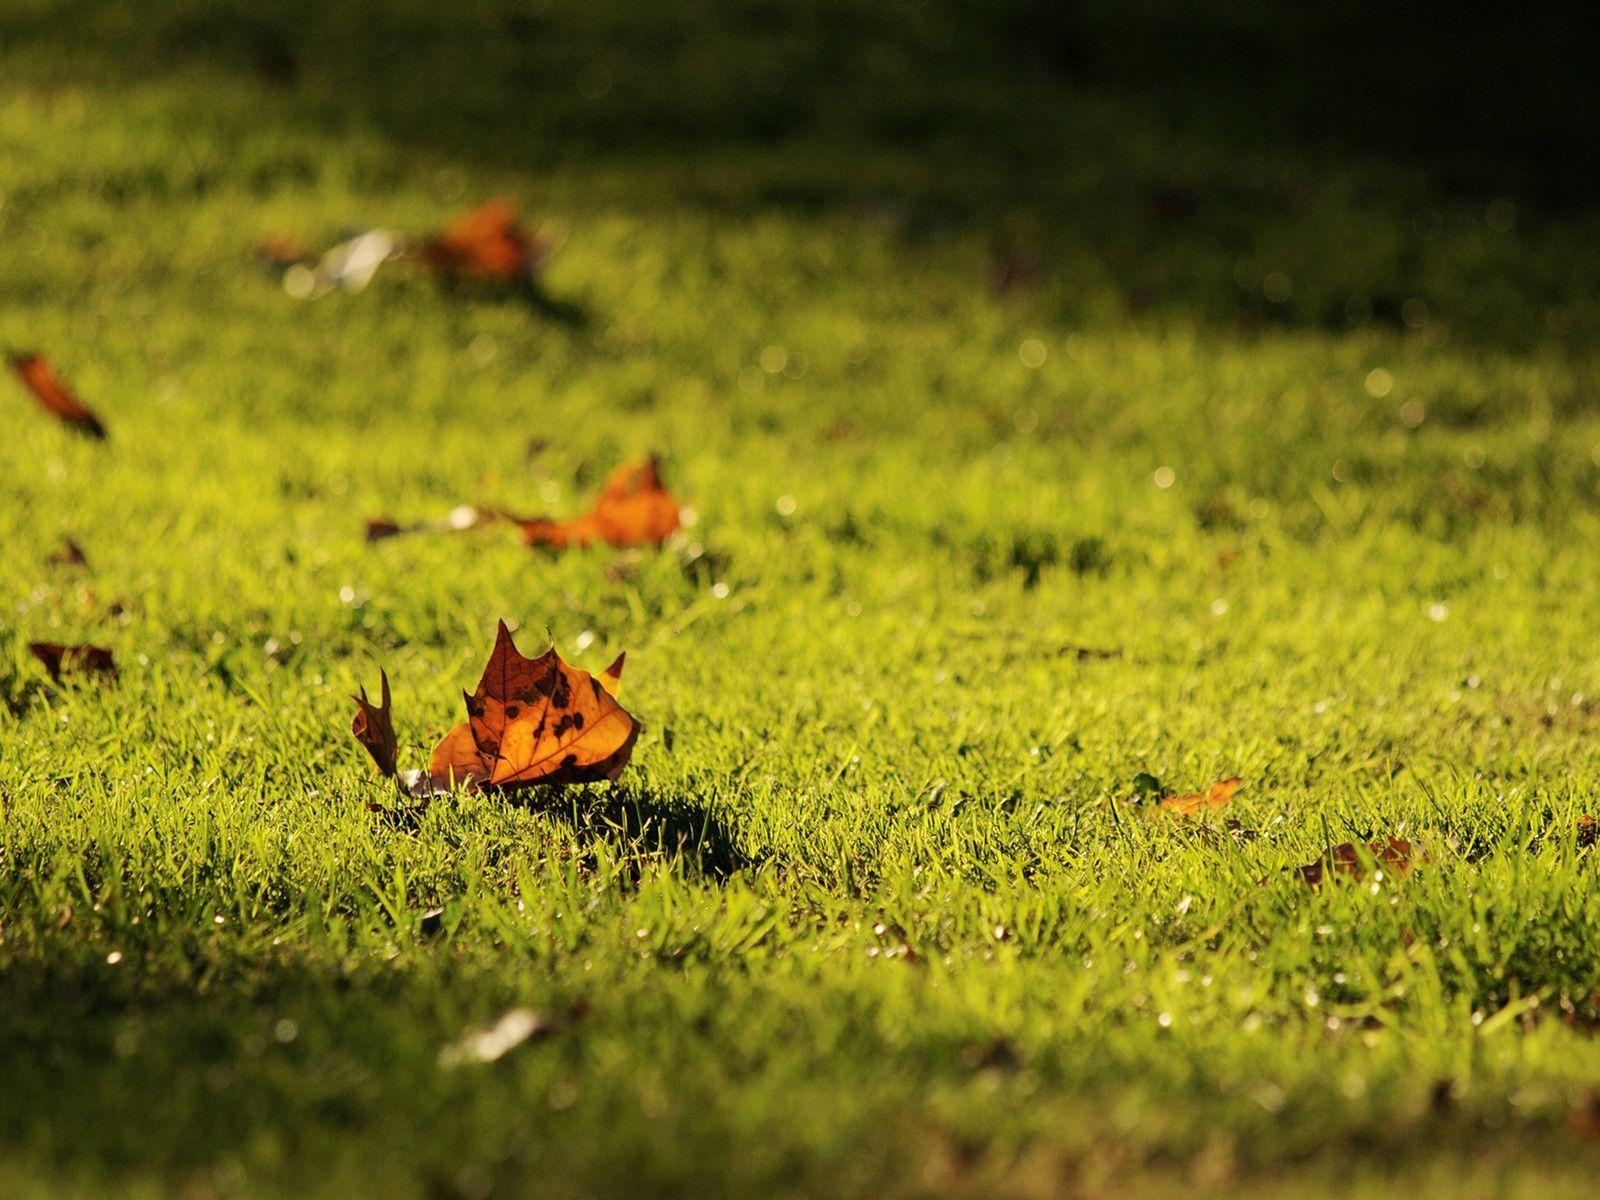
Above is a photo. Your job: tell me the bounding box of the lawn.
[4,2,1600,1197]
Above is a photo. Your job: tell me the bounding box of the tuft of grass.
[3,2,1600,1196]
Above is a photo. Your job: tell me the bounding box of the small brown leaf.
[365,517,407,542]
[518,456,681,551]
[8,354,106,438]
[29,642,117,682]
[1578,817,1598,847]
[1295,836,1418,887]
[47,538,89,568]
[351,670,399,778]
[1567,1092,1600,1141]
[415,199,551,283]
[1158,776,1240,817]
[255,233,310,270]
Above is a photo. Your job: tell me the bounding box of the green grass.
[4,2,1600,1196]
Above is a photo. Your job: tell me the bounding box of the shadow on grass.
[516,785,753,882]
[1,0,1594,350]
[429,277,592,330]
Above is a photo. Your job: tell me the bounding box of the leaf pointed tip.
[599,651,627,697]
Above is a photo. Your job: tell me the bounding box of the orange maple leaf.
[1157,776,1240,817]
[429,622,635,790]
[414,199,550,283]
[518,457,681,550]
[350,623,637,795]
[8,354,107,438]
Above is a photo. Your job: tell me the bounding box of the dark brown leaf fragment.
[365,517,407,542]
[47,538,89,568]
[29,641,117,682]
[351,669,399,778]
[1295,836,1418,887]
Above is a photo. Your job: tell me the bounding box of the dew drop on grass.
[1152,466,1175,489]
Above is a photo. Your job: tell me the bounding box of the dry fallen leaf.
[350,622,637,795]
[429,621,635,790]
[415,199,551,283]
[1295,836,1418,887]
[518,457,681,550]
[255,233,310,270]
[351,669,399,778]
[47,538,89,568]
[364,517,406,543]
[8,354,106,438]
[1158,776,1241,817]
[29,641,117,682]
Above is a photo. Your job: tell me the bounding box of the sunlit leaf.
[8,354,107,438]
